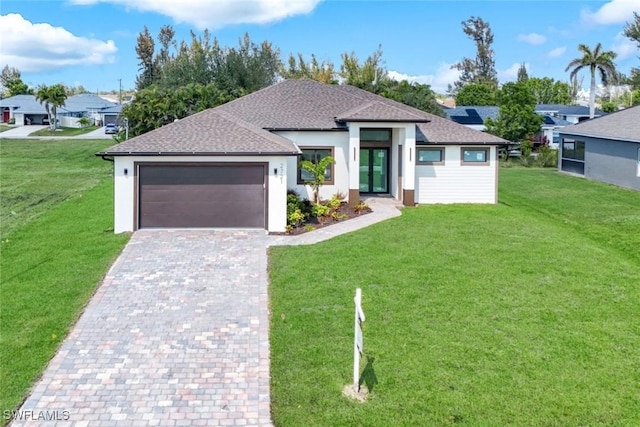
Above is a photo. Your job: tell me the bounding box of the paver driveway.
[13,230,273,426]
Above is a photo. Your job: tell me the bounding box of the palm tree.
[35,84,67,129]
[565,43,617,118]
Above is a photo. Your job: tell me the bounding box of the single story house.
[0,93,118,127]
[0,94,60,125]
[98,79,508,234]
[536,104,605,124]
[445,105,575,147]
[558,105,640,191]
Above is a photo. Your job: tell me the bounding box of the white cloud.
[547,46,567,59]
[388,63,460,94]
[580,0,639,25]
[612,32,638,60]
[0,14,117,73]
[70,0,322,29]
[517,33,546,45]
[498,63,526,82]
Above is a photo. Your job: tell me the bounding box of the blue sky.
[1,0,638,94]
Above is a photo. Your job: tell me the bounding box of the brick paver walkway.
[11,199,401,426]
[12,230,273,427]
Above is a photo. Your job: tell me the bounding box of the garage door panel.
[141,165,263,186]
[138,164,266,229]
[141,186,263,203]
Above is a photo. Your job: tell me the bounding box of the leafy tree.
[217,34,281,93]
[35,84,67,130]
[135,26,157,90]
[526,77,572,104]
[300,156,335,204]
[1,66,32,97]
[565,43,618,118]
[78,117,92,128]
[450,16,498,95]
[339,46,387,92]
[624,12,640,48]
[121,83,234,137]
[377,80,444,116]
[455,82,497,105]
[600,100,617,113]
[624,12,640,91]
[517,63,529,83]
[485,82,543,142]
[568,74,583,105]
[281,53,337,84]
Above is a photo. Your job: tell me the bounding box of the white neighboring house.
[98,79,508,234]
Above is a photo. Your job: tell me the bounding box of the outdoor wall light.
[124,168,128,176]
[274,168,278,175]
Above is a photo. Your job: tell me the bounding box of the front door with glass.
[359,148,389,193]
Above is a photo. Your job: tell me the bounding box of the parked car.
[104,123,118,134]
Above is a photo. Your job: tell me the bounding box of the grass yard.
[0,125,11,133]
[0,139,129,418]
[0,139,114,238]
[28,126,98,137]
[269,168,640,426]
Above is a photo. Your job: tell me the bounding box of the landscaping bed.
[286,190,371,235]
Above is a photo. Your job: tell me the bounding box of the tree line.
[449,14,638,143]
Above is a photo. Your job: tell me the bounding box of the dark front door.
[138,164,266,229]
[359,148,389,193]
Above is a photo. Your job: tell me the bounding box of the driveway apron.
[12,230,273,426]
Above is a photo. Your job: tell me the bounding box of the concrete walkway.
[0,125,47,138]
[0,125,112,140]
[11,200,402,426]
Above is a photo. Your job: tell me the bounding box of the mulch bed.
[287,203,371,235]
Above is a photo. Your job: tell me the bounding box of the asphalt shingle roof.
[558,105,640,143]
[103,79,508,155]
[103,108,301,155]
[445,106,499,125]
[535,104,605,116]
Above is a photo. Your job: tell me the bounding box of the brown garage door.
[138,164,266,229]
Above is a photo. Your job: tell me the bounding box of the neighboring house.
[445,106,499,132]
[0,94,62,125]
[98,79,508,234]
[0,94,118,127]
[536,104,605,124]
[558,106,640,191]
[64,94,119,126]
[99,104,123,125]
[445,105,583,147]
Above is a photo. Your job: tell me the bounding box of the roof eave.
[96,151,302,157]
[558,131,640,144]
[337,118,430,123]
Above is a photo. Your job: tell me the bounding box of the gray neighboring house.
[445,105,573,147]
[0,93,118,127]
[0,94,65,125]
[558,105,640,191]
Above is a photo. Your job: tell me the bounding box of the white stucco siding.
[415,146,497,204]
[112,155,290,234]
[275,130,350,202]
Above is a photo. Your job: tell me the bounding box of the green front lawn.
[28,126,98,137]
[0,139,114,238]
[0,125,11,133]
[0,139,129,418]
[269,168,640,426]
